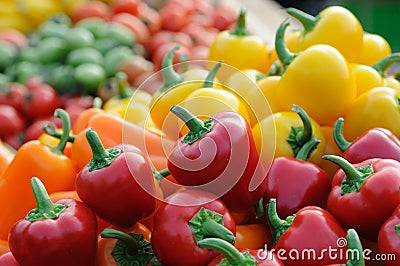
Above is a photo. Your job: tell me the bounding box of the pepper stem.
[170,105,214,145]
[153,168,170,184]
[115,72,131,99]
[42,123,76,142]
[322,155,374,195]
[230,8,251,36]
[266,198,295,245]
[333,118,351,153]
[203,61,222,88]
[396,224,400,239]
[47,109,72,155]
[160,45,183,92]
[372,52,400,77]
[285,7,317,34]
[197,238,257,266]
[86,128,123,171]
[342,229,365,266]
[25,177,66,222]
[101,228,138,256]
[295,138,320,161]
[287,104,314,157]
[275,19,296,68]
[93,97,103,108]
[189,207,235,243]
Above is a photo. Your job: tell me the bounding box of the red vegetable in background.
[0,252,19,266]
[0,104,26,138]
[9,177,98,266]
[378,204,400,266]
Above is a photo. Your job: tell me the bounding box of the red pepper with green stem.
[167,105,267,212]
[333,117,400,163]
[75,128,157,228]
[151,189,236,266]
[198,237,284,266]
[9,177,98,266]
[263,137,331,219]
[323,155,400,241]
[378,204,400,266]
[266,198,347,266]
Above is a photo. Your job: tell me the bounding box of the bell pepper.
[168,105,267,212]
[378,204,400,266]
[0,109,76,240]
[207,8,269,79]
[9,177,98,266]
[252,104,325,165]
[264,138,331,219]
[334,117,400,163]
[198,237,284,266]
[235,223,272,250]
[150,45,213,138]
[275,20,357,126]
[323,155,400,241]
[0,252,18,266]
[72,97,107,134]
[358,33,391,66]
[266,198,347,266]
[342,87,400,141]
[0,139,14,176]
[285,6,363,62]
[97,225,153,266]
[76,128,157,228]
[319,126,342,179]
[151,189,236,266]
[103,71,153,126]
[256,75,283,115]
[371,52,400,89]
[350,63,383,96]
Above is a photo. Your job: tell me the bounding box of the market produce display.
[0,0,400,265]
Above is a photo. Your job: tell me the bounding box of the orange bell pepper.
[0,109,77,240]
[71,112,174,172]
[0,240,9,256]
[234,223,272,250]
[97,223,152,266]
[0,139,14,176]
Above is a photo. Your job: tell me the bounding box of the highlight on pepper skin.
[122,59,276,207]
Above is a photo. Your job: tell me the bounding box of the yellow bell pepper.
[371,53,400,90]
[358,33,392,66]
[275,20,357,126]
[350,63,383,96]
[256,74,283,115]
[252,104,325,165]
[286,6,364,62]
[17,0,64,28]
[0,2,33,33]
[207,8,269,80]
[343,86,400,140]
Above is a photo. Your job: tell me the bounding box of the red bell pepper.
[334,117,400,163]
[198,237,284,266]
[0,252,19,266]
[266,198,347,266]
[9,177,98,266]
[151,189,236,266]
[378,204,400,266]
[167,105,267,212]
[323,155,400,241]
[264,137,331,218]
[76,128,157,228]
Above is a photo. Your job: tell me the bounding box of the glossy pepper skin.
[0,109,77,241]
[264,138,331,219]
[286,6,363,62]
[167,106,267,212]
[199,238,284,266]
[266,199,347,266]
[151,189,236,266]
[76,128,157,228]
[334,117,400,164]
[275,20,356,126]
[9,177,98,266]
[0,252,19,266]
[323,155,400,241]
[378,204,400,266]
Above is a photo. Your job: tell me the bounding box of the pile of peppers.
[1,3,400,266]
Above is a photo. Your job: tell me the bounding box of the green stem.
[153,168,170,184]
[42,123,76,143]
[295,138,320,161]
[254,198,264,219]
[115,72,131,99]
[285,7,317,34]
[25,177,66,222]
[93,96,102,109]
[266,198,295,245]
[101,228,138,256]
[170,105,214,145]
[333,117,351,153]
[197,238,257,266]
[372,52,400,77]
[395,223,400,239]
[86,128,123,171]
[230,8,251,36]
[275,19,296,68]
[49,109,71,155]
[203,61,222,88]
[341,229,365,266]
[160,45,183,93]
